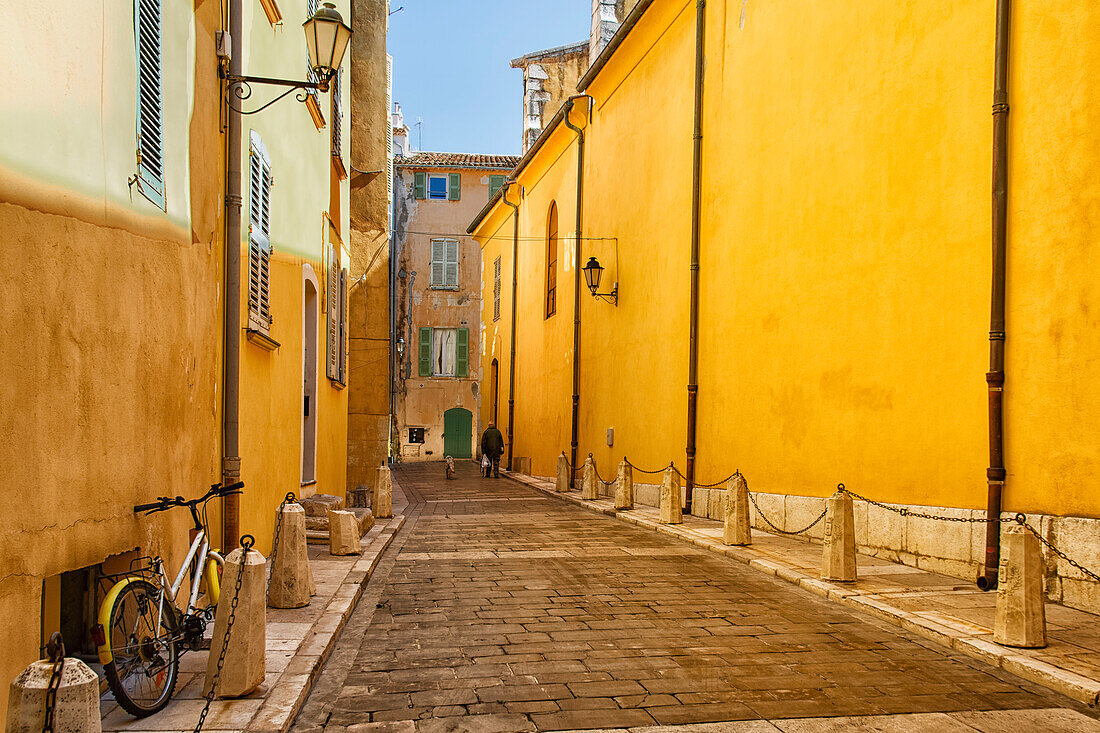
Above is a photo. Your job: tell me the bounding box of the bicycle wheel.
[102,579,180,717]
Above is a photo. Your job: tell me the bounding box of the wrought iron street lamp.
[582,256,618,305]
[222,2,352,114]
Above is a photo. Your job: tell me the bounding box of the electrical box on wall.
[408,427,425,444]
[606,428,614,446]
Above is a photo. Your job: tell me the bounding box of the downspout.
[979,0,1010,590]
[222,0,244,551]
[501,183,519,471]
[563,95,591,489]
[684,0,706,514]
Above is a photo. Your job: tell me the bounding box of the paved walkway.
[292,463,1100,732]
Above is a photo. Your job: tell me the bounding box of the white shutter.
[326,244,339,380]
[444,239,459,288]
[248,140,273,331]
[430,240,444,287]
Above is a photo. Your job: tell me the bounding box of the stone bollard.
[6,641,101,733]
[614,459,633,510]
[994,524,1047,648]
[724,474,752,545]
[659,467,683,524]
[556,453,570,492]
[821,489,857,582]
[374,464,393,519]
[582,456,599,500]
[205,541,266,697]
[513,456,532,475]
[329,509,362,556]
[268,502,312,608]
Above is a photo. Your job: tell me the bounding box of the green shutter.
[489,175,505,199]
[418,326,431,376]
[448,172,461,201]
[456,328,469,378]
[414,171,426,199]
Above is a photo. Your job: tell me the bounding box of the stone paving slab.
[295,462,1099,732]
[99,513,406,733]
[506,471,1100,709]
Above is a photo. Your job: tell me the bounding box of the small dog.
[445,455,456,480]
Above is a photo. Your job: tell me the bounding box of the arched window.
[545,202,558,318]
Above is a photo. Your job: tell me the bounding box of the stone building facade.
[392,153,518,462]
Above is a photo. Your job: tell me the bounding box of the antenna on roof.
[414,118,423,151]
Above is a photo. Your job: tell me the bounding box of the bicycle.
[92,480,244,717]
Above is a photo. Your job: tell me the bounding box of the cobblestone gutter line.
[504,472,1100,710]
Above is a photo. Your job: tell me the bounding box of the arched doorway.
[443,407,472,459]
[301,266,319,484]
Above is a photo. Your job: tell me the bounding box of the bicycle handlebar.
[134,481,245,514]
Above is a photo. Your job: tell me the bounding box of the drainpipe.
[563,95,591,489]
[684,0,706,514]
[501,183,519,471]
[222,0,244,551]
[979,0,1010,591]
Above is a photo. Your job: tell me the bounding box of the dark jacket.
[481,426,505,457]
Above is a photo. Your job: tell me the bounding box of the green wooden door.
[443,408,472,459]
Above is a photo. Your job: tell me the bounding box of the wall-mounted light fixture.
[582,256,618,305]
[221,2,352,115]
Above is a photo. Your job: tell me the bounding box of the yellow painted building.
[0,0,377,707]
[472,0,1100,610]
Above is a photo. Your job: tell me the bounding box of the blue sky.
[387,0,591,156]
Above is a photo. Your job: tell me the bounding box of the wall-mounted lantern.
[222,2,352,114]
[582,256,618,305]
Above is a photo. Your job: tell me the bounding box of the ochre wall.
[476,0,1100,520]
[0,0,222,714]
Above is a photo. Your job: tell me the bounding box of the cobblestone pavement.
[292,463,1100,732]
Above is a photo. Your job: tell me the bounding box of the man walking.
[480,422,505,478]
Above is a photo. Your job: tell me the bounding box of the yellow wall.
[0,0,223,713]
[477,0,1100,519]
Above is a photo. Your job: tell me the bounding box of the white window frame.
[430,238,459,290]
[427,175,448,200]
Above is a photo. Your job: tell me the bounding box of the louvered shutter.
[448,173,461,201]
[418,327,431,377]
[338,268,348,383]
[248,141,273,330]
[305,0,320,107]
[327,244,339,380]
[414,171,426,199]
[444,239,459,288]
[331,69,342,161]
[134,0,165,209]
[493,256,501,321]
[430,240,444,287]
[456,328,469,378]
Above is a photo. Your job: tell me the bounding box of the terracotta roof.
[394,152,520,171]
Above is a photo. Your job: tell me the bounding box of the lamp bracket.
[222,72,329,116]
[592,284,618,306]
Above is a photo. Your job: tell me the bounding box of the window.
[418,326,469,378]
[325,240,347,384]
[489,175,506,199]
[427,175,447,200]
[248,132,273,333]
[493,255,502,322]
[545,202,558,318]
[430,239,459,289]
[133,0,165,210]
[331,69,343,164]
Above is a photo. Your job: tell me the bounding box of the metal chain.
[267,492,296,594]
[42,633,64,733]
[195,534,253,733]
[748,491,828,536]
[624,458,674,475]
[1019,522,1100,585]
[692,470,743,489]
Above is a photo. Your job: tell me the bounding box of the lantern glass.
[303,3,352,83]
[583,257,603,294]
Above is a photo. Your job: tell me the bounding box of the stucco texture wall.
[0,0,223,712]
[476,0,1100,521]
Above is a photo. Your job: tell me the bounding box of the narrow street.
[292,463,1099,733]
